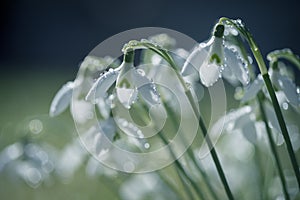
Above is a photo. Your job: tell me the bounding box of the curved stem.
[158,168,195,200]
[163,100,219,200]
[219,17,300,188]
[136,103,200,200]
[262,74,300,188]
[267,48,300,71]
[123,40,234,199]
[158,132,205,200]
[257,93,290,199]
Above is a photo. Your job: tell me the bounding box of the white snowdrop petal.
[236,115,257,144]
[96,98,110,119]
[171,48,189,70]
[277,75,299,106]
[199,62,221,87]
[224,47,249,85]
[270,68,299,106]
[71,100,94,124]
[133,69,160,105]
[138,84,160,106]
[269,68,280,89]
[181,46,208,76]
[242,76,264,102]
[116,87,138,109]
[86,69,119,102]
[116,117,148,149]
[265,103,281,133]
[222,62,237,84]
[49,81,74,117]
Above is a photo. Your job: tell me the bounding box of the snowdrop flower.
[269,63,300,107]
[49,56,117,118]
[0,142,57,188]
[182,24,225,87]
[86,51,160,109]
[182,24,250,87]
[222,46,250,86]
[49,81,75,117]
[241,75,264,102]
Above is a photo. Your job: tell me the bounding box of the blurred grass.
[0,68,76,148]
[0,68,119,199]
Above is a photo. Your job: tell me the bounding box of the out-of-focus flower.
[0,142,57,188]
[49,82,74,117]
[270,63,300,107]
[49,56,117,117]
[119,173,179,200]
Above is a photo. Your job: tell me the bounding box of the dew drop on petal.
[199,62,221,87]
[282,102,289,110]
[137,69,146,76]
[277,75,299,106]
[116,87,138,109]
[123,161,135,173]
[185,82,192,89]
[224,46,249,85]
[247,56,253,64]
[144,143,150,149]
[242,76,264,102]
[29,119,43,135]
[86,69,119,102]
[138,82,160,106]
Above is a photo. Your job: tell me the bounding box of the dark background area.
[0,0,299,127]
[1,0,300,71]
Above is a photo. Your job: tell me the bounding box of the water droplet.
[185,82,192,89]
[140,39,149,43]
[144,143,150,149]
[129,41,138,46]
[121,119,128,127]
[29,119,43,135]
[123,161,135,173]
[231,28,238,36]
[248,56,253,64]
[282,102,289,110]
[136,69,145,76]
[25,167,42,188]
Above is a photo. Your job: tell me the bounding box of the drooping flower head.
[182,23,251,87]
[86,50,160,109]
[182,24,225,87]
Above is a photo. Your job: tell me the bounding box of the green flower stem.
[219,17,268,74]
[185,91,234,200]
[262,74,300,187]
[135,103,200,200]
[157,170,191,200]
[219,17,300,188]
[157,132,205,200]
[267,49,300,71]
[257,93,290,200]
[123,42,234,200]
[162,100,219,200]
